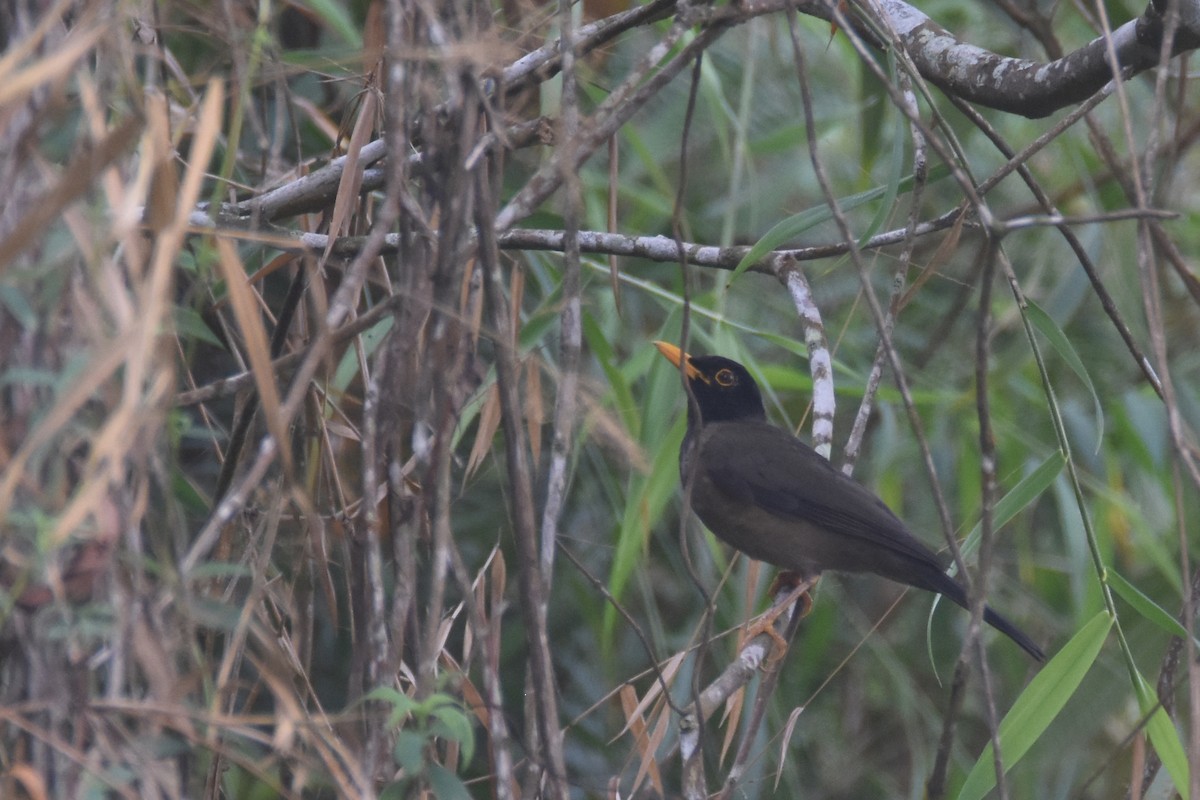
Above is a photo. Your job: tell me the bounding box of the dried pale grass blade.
[0,115,142,273]
[246,648,364,796]
[613,650,685,740]
[0,0,77,82]
[248,251,302,290]
[509,265,524,347]
[46,86,179,546]
[434,602,465,655]
[490,548,506,610]
[900,209,966,310]
[362,1,386,68]
[774,705,807,790]
[471,544,500,594]
[632,702,671,796]
[465,383,501,481]
[178,82,224,195]
[214,236,294,476]
[45,461,119,549]
[324,88,377,258]
[290,95,340,143]
[0,21,103,108]
[4,763,48,800]
[525,357,544,466]
[457,664,491,728]
[142,88,180,236]
[719,685,746,765]
[580,390,648,472]
[0,335,128,523]
[619,685,663,795]
[739,560,764,644]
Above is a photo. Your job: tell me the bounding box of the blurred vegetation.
[1,0,1199,798]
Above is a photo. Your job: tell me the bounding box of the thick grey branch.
[873,0,1200,117]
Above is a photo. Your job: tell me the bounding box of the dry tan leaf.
[0,114,142,273]
[580,390,648,473]
[144,89,180,234]
[465,384,501,481]
[4,763,48,800]
[525,357,544,467]
[214,236,294,476]
[619,684,663,793]
[0,20,103,109]
[509,265,524,347]
[900,208,966,310]
[719,686,745,765]
[774,704,808,790]
[631,702,670,796]
[324,87,378,258]
[456,663,490,728]
[612,650,685,741]
[490,547,506,612]
[0,0,77,84]
[362,2,386,70]
[0,339,126,525]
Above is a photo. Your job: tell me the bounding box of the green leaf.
[183,561,253,580]
[430,705,476,766]
[174,306,224,347]
[332,316,393,393]
[1108,569,1195,643]
[1026,302,1104,452]
[728,188,882,282]
[426,763,473,800]
[393,730,427,772]
[727,164,951,282]
[0,284,36,330]
[857,53,889,172]
[1133,668,1190,795]
[584,311,639,437]
[292,0,361,47]
[379,780,409,800]
[363,686,416,727]
[859,50,904,246]
[185,597,248,633]
[602,413,685,650]
[960,452,1066,559]
[955,610,1112,800]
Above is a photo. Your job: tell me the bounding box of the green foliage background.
[1,0,1198,798]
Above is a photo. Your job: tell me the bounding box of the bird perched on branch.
[655,341,1045,662]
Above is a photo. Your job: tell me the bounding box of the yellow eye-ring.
[714,368,736,387]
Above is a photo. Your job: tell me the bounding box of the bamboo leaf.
[956,611,1112,800]
[1026,302,1104,452]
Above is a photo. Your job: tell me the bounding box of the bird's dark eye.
[714,368,736,387]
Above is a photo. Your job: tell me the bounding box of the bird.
[654,341,1045,662]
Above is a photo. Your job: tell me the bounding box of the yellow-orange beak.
[654,340,707,383]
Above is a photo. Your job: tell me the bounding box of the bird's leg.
[743,571,818,665]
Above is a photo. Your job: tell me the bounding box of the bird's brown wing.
[695,421,947,579]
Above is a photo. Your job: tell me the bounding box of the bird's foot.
[745,573,818,667]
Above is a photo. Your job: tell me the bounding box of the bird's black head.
[654,341,766,425]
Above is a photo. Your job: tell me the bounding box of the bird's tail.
[982,605,1045,662]
[922,570,1046,662]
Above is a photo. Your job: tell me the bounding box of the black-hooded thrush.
[655,341,1045,662]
